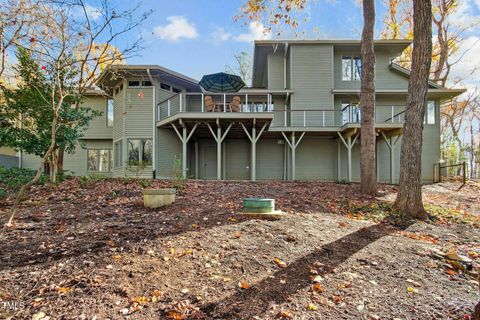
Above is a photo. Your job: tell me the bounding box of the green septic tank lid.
[243,198,275,213]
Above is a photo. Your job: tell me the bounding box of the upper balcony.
[155,91,405,132]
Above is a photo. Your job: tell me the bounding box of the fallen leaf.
[57,287,72,294]
[273,258,287,268]
[132,296,149,304]
[238,280,251,289]
[312,283,324,294]
[406,287,418,294]
[307,303,318,311]
[228,217,237,222]
[277,310,293,318]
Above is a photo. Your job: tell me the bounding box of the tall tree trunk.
[394,0,432,219]
[57,147,64,176]
[360,0,377,195]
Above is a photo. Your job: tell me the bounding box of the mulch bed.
[0,179,478,319]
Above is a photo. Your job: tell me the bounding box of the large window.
[106,99,114,127]
[425,100,436,124]
[88,149,112,172]
[114,140,123,168]
[128,139,152,164]
[342,57,362,81]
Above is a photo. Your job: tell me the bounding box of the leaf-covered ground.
[0,179,479,319]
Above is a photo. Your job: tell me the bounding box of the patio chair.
[229,96,241,112]
[204,95,219,112]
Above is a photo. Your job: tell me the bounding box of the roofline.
[254,39,413,46]
[389,62,444,89]
[96,64,199,87]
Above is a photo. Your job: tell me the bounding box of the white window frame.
[106,99,114,127]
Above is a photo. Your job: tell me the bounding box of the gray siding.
[0,155,18,168]
[125,87,154,137]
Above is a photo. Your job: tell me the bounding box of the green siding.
[257,139,285,180]
[267,53,284,90]
[22,139,113,176]
[334,47,409,90]
[81,95,112,139]
[125,87,154,137]
[290,45,334,126]
[156,128,182,178]
[295,138,337,180]
[225,139,250,180]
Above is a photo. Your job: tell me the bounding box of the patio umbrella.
[199,72,245,92]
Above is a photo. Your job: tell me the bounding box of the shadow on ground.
[201,220,412,319]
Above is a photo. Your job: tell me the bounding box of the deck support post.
[282,131,305,181]
[241,122,268,181]
[380,131,401,184]
[337,140,341,181]
[206,122,233,180]
[171,122,198,178]
[337,132,359,182]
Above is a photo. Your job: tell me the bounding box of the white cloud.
[153,16,198,41]
[210,26,232,43]
[449,36,480,92]
[85,4,101,20]
[234,22,272,42]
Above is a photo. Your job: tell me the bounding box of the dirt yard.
[0,179,479,319]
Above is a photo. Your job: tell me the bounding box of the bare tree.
[0,0,41,83]
[4,0,151,226]
[226,51,253,86]
[394,0,433,219]
[360,0,377,195]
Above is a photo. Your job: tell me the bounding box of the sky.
[99,0,480,90]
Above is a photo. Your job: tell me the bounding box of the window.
[127,139,152,164]
[172,87,182,93]
[106,99,114,127]
[88,149,112,172]
[342,57,362,81]
[114,140,123,167]
[128,80,140,87]
[160,83,171,91]
[342,58,352,81]
[142,80,152,87]
[426,100,435,124]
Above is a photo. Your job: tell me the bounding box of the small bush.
[78,174,104,188]
[0,188,8,199]
[0,166,47,192]
[139,179,152,189]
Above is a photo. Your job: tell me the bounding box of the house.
[18,39,465,183]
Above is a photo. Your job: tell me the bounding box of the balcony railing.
[156,95,405,127]
[341,104,405,125]
[156,92,274,121]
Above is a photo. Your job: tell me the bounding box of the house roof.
[95,64,200,93]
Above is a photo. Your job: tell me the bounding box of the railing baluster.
[284,110,287,127]
[245,94,248,113]
[201,94,204,112]
[223,94,226,112]
[180,94,183,112]
[303,111,306,127]
[322,111,325,127]
[391,105,394,123]
[168,100,171,117]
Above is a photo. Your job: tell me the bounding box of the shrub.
[0,166,47,192]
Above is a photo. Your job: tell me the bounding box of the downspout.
[147,68,156,179]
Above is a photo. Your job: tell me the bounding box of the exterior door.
[203,144,217,179]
